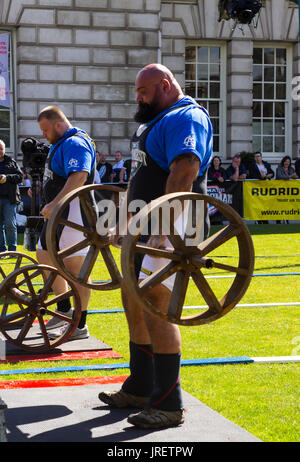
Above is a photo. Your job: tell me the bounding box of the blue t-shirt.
[145,96,213,177]
[49,127,95,179]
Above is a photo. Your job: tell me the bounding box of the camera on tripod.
[20,137,49,251]
[21,137,49,175]
[218,0,262,25]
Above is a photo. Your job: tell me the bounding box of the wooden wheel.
[0,264,81,352]
[0,252,37,284]
[121,192,255,326]
[46,184,124,290]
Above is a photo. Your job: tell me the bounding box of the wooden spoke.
[211,261,249,275]
[16,314,36,344]
[38,271,57,301]
[43,289,74,308]
[37,315,51,349]
[167,270,190,320]
[198,224,241,256]
[55,217,90,235]
[79,191,97,227]
[135,243,182,261]
[191,270,222,314]
[78,246,99,284]
[100,246,122,285]
[57,238,91,259]
[0,307,32,325]
[138,261,181,293]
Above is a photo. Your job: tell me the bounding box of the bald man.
[99,64,213,429]
[37,106,96,339]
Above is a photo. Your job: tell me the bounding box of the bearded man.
[98,64,213,429]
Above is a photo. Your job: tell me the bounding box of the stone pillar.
[227,39,254,158]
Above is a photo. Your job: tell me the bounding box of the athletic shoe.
[98,389,149,409]
[127,407,185,429]
[45,308,74,330]
[48,324,89,341]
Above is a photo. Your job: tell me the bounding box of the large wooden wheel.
[121,192,255,326]
[0,264,81,352]
[46,184,124,290]
[0,251,37,284]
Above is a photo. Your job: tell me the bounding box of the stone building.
[0,0,299,167]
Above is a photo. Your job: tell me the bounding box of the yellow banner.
[243,180,300,220]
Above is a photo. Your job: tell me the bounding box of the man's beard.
[134,102,160,123]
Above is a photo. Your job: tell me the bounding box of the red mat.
[0,349,122,364]
[0,375,128,389]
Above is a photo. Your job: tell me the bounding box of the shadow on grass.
[210,223,300,236]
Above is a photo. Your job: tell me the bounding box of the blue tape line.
[0,357,253,376]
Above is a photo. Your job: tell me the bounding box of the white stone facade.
[0,0,299,164]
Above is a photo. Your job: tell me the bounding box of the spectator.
[110,151,125,183]
[207,155,227,183]
[295,156,300,178]
[276,156,298,180]
[0,139,23,254]
[248,151,274,180]
[96,151,112,183]
[226,154,247,181]
[119,158,132,184]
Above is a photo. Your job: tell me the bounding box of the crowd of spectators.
[208,151,299,182]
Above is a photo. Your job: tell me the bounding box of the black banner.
[207,180,243,223]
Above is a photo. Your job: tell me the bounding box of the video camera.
[21,137,49,174]
[218,0,262,25]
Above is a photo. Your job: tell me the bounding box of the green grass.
[0,224,300,442]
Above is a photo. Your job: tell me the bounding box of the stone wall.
[0,0,299,160]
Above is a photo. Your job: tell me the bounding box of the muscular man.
[37,106,96,340]
[98,64,213,429]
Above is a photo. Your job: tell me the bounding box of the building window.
[252,46,290,155]
[0,29,15,153]
[185,43,226,155]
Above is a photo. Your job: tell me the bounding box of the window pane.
[197,63,208,80]
[253,48,262,64]
[276,84,286,99]
[275,120,285,135]
[0,110,10,129]
[253,83,262,99]
[253,102,261,117]
[186,46,196,61]
[263,102,273,117]
[253,65,263,81]
[198,82,208,98]
[264,83,274,99]
[211,118,219,133]
[185,63,196,80]
[263,120,273,135]
[0,131,10,146]
[208,101,219,117]
[213,135,219,152]
[275,137,285,152]
[275,102,285,117]
[198,47,208,63]
[252,136,261,151]
[276,48,286,65]
[264,66,274,82]
[210,82,220,98]
[185,82,196,98]
[253,120,261,135]
[264,48,274,64]
[210,64,220,81]
[263,136,273,152]
[276,66,286,82]
[210,47,220,63]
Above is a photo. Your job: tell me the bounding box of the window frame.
[252,42,293,158]
[185,40,227,158]
[0,27,17,158]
